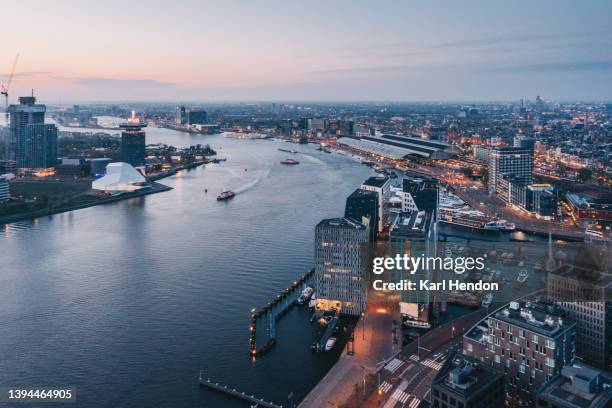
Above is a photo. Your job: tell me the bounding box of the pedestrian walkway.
[421,358,442,371]
[384,358,403,373]
[379,381,393,393]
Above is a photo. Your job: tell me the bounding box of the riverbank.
[0,181,172,225]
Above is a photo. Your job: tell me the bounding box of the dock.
[311,314,339,352]
[249,268,315,357]
[199,375,283,408]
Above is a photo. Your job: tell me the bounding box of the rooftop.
[433,353,503,398]
[362,176,390,189]
[537,364,612,408]
[317,217,367,230]
[390,210,433,239]
[492,300,574,338]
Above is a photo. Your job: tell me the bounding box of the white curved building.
[92,162,148,192]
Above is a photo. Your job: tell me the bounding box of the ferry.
[517,269,529,283]
[297,286,314,305]
[278,148,298,154]
[216,189,236,201]
[481,293,494,308]
[281,158,300,165]
[325,337,337,351]
[484,220,516,231]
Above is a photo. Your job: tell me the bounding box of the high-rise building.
[175,105,187,125]
[8,96,58,169]
[120,111,146,168]
[314,217,368,316]
[547,247,611,370]
[513,134,536,150]
[389,209,436,325]
[488,147,533,195]
[188,110,207,125]
[432,353,505,408]
[344,188,379,242]
[463,300,576,407]
[361,176,390,232]
[0,175,10,203]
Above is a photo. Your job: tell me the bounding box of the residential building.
[463,300,576,407]
[8,95,58,169]
[314,217,368,316]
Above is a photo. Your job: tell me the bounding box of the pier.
[199,374,284,408]
[249,268,315,357]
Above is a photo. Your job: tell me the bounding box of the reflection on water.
[0,132,375,407]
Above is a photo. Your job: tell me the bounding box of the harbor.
[249,268,315,356]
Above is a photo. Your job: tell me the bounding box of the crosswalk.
[409,354,420,362]
[379,381,392,393]
[408,396,421,408]
[390,388,410,404]
[421,359,442,371]
[384,358,404,373]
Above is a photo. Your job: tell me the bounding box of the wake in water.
[232,165,273,194]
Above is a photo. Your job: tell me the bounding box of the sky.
[1,0,611,102]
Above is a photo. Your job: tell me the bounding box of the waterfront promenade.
[299,291,400,408]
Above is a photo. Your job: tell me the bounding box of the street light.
[361,312,366,341]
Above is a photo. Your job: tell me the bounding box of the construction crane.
[1,53,19,123]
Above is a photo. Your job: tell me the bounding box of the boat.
[481,293,493,308]
[297,286,314,305]
[403,318,431,329]
[484,220,516,231]
[325,337,337,351]
[281,158,300,165]
[517,269,529,283]
[216,189,236,201]
[308,293,317,309]
[585,229,604,238]
[278,148,298,154]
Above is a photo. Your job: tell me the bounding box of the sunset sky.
[2,0,611,102]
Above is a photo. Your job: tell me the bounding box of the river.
[1,126,375,407]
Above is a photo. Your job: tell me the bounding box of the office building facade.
[314,218,368,316]
[389,209,436,325]
[488,147,533,195]
[0,175,9,202]
[344,188,379,242]
[361,176,390,232]
[8,96,58,169]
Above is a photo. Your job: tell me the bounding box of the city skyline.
[1,0,611,102]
